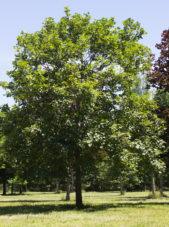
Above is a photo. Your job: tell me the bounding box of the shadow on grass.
[0,194,26,197]
[0,201,169,215]
[0,192,56,196]
[0,200,56,203]
[114,196,148,201]
[85,192,120,198]
[85,202,169,212]
[84,196,151,202]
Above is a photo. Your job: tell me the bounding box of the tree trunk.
[56,180,59,193]
[144,183,147,192]
[25,184,28,192]
[151,172,156,196]
[75,150,83,208]
[120,175,124,195]
[3,181,7,195]
[71,173,74,192]
[66,180,71,201]
[19,185,22,194]
[50,184,53,192]
[159,173,164,197]
[11,183,14,195]
[2,169,7,196]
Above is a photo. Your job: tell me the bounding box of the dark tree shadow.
[0,192,56,196]
[0,204,75,215]
[0,202,169,215]
[0,200,55,203]
[84,202,169,212]
[113,196,148,201]
[85,192,120,198]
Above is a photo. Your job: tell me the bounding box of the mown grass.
[0,191,169,226]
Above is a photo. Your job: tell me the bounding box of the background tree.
[148,29,169,191]
[0,105,14,195]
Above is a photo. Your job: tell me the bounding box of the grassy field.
[0,191,169,227]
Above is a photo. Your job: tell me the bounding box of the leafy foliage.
[0,8,166,201]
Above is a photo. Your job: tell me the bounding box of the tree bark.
[151,172,156,196]
[75,150,83,208]
[159,173,164,197]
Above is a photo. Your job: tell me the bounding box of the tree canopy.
[1,8,166,207]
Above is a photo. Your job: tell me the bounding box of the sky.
[0,0,169,106]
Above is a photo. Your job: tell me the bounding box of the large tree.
[147,29,169,189]
[148,29,169,92]
[2,8,151,208]
[148,29,169,142]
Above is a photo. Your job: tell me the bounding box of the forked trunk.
[75,150,83,208]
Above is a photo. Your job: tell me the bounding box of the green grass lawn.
[0,191,169,227]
